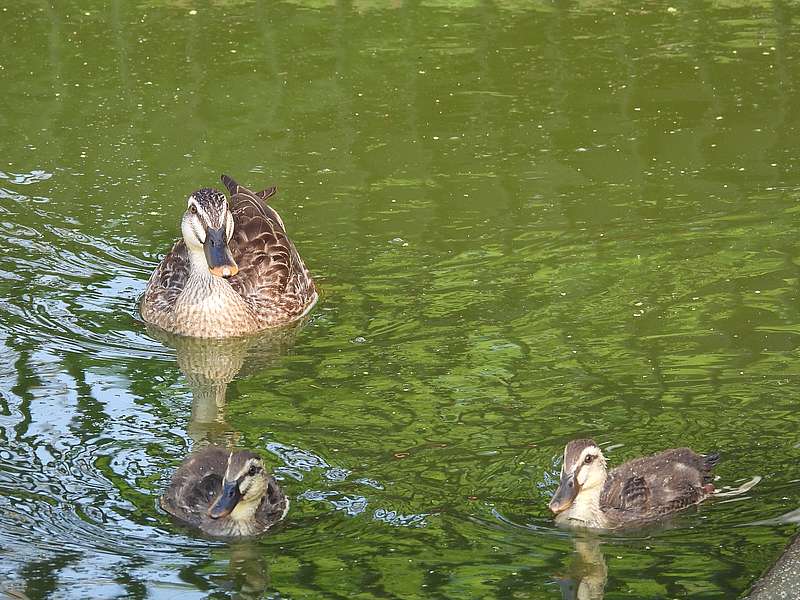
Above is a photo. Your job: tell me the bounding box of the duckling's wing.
[222,176,316,324]
[603,448,715,518]
[255,475,289,529]
[161,446,229,525]
[601,471,650,513]
[142,240,190,314]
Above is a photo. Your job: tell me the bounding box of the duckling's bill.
[208,480,242,519]
[549,471,579,514]
[204,227,239,278]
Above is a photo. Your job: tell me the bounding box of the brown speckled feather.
[600,448,717,520]
[222,175,317,328]
[141,240,191,323]
[140,176,316,336]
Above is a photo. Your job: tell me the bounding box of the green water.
[1,1,799,598]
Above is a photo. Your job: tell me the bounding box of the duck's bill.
[208,481,242,519]
[548,471,579,514]
[204,227,239,278]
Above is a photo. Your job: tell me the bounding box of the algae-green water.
[1,1,799,598]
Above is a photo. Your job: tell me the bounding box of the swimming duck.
[141,175,317,338]
[160,446,288,537]
[548,439,719,529]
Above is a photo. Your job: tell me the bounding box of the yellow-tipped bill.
[204,227,238,278]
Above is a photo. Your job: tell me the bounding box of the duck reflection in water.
[178,541,274,600]
[557,535,607,600]
[146,323,303,445]
[224,541,272,600]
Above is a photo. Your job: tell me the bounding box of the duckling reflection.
[147,324,302,445]
[549,439,719,529]
[161,446,288,537]
[225,541,271,600]
[557,535,607,600]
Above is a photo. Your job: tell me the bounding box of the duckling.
[160,446,288,537]
[549,439,719,529]
[141,175,317,338]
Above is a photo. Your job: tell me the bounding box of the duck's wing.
[221,175,316,324]
[602,448,716,518]
[142,239,190,315]
[255,475,289,530]
[601,470,650,514]
[160,446,229,525]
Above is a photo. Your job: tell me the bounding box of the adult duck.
[141,175,317,337]
[548,439,719,529]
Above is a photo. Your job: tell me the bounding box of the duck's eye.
[189,204,197,214]
[585,455,594,464]
[248,465,258,477]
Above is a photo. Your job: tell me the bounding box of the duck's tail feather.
[702,452,720,475]
[701,452,720,485]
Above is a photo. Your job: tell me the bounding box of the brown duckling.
[549,439,719,529]
[161,446,288,537]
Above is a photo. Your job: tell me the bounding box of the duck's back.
[223,176,318,327]
[600,448,718,522]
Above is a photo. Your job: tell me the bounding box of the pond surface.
[1,1,799,598]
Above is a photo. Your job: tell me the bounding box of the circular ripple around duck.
[0,433,222,590]
[0,189,172,364]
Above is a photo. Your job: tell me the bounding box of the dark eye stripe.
[193,205,213,230]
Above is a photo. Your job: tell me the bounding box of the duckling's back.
[601,448,719,523]
[160,446,229,527]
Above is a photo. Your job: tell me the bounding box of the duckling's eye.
[584,455,594,464]
[190,204,198,214]
[248,465,259,477]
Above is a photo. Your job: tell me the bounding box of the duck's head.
[548,439,608,515]
[181,188,239,278]
[208,451,268,520]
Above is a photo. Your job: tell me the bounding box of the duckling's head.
[548,439,608,515]
[181,188,239,278]
[208,451,269,521]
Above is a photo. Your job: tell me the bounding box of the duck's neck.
[184,248,230,295]
[171,248,255,337]
[556,485,609,528]
[207,497,264,537]
[208,499,263,537]
[177,257,242,313]
[230,497,261,524]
